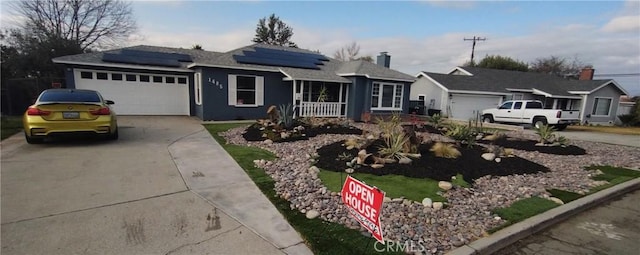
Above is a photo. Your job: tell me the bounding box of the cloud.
[602,15,640,33]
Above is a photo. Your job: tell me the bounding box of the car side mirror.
[105,100,115,105]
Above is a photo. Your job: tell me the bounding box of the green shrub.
[534,124,556,144]
[427,113,445,129]
[618,114,638,126]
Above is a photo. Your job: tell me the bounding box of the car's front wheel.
[24,132,44,144]
[482,115,494,123]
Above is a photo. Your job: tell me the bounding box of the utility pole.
[464,36,486,65]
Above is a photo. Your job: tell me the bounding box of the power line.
[464,36,486,64]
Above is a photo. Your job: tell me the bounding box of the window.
[499,102,513,109]
[153,76,163,83]
[140,75,150,82]
[194,73,202,105]
[178,77,187,84]
[512,93,524,100]
[112,73,123,81]
[126,74,136,82]
[526,101,543,109]
[228,74,264,106]
[80,71,93,79]
[236,76,256,105]
[371,82,403,110]
[96,72,108,80]
[592,97,612,116]
[166,77,175,83]
[514,102,523,109]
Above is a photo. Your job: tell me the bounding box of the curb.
[446,178,640,255]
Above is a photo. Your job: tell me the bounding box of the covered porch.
[292,80,350,118]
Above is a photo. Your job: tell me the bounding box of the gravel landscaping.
[220,123,640,254]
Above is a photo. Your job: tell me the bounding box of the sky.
[2,0,639,95]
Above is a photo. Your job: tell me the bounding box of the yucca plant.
[445,123,476,147]
[534,124,556,144]
[277,104,295,129]
[378,132,408,160]
[430,142,461,158]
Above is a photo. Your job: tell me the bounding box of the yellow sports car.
[23,89,118,144]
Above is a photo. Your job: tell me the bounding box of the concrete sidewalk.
[168,128,312,255]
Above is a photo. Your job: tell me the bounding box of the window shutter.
[256,76,264,106]
[228,74,236,106]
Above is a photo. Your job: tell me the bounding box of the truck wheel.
[483,115,494,123]
[533,118,548,129]
[554,124,568,131]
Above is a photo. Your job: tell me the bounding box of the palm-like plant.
[534,124,556,144]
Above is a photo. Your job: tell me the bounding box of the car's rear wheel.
[106,128,119,140]
[533,118,548,129]
[24,132,44,144]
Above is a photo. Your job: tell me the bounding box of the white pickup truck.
[481,100,580,131]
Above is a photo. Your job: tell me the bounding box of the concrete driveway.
[1,116,285,254]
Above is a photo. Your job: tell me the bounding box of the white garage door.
[450,94,502,120]
[74,69,190,115]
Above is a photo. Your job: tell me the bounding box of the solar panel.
[120,49,192,62]
[233,55,320,69]
[253,47,329,61]
[242,50,324,65]
[103,53,182,67]
[233,47,329,69]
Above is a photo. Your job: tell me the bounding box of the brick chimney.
[579,67,594,80]
[377,52,390,68]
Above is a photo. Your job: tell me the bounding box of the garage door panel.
[74,70,189,115]
[450,94,501,120]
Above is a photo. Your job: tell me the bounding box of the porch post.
[344,83,349,118]
[293,80,297,118]
[552,98,557,109]
[338,83,344,117]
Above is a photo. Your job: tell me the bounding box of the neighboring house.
[410,66,629,125]
[53,44,414,121]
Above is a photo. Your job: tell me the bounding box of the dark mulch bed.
[243,123,363,143]
[478,138,587,155]
[315,139,550,183]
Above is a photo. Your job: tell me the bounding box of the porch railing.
[299,102,345,117]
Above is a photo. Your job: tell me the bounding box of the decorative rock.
[495,157,502,163]
[432,202,443,211]
[308,166,319,174]
[481,153,496,161]
[438,181,453,191]
[398,157,412,164]
[280,132,290,139]
[306,210,320,219]
[402,199,412,206]
[371,164,384,169]
[345,168,354,174]
[383,197,392,203]
[549,197,564,205]
[392,198,404,202]
[422,198,433,207]
[494,216,502,221]
[263,139,273,144]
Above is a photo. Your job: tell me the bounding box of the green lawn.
[491,197,559,232]
[204,123,403,255]
[1,116,23,140]
[318,170,448,202]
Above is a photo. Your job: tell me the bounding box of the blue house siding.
[199,67,292,120]
[344,77,412,121]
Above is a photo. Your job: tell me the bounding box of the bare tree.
[333,42,373,62]
[529,55,591,78]
[11,0,137,50]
